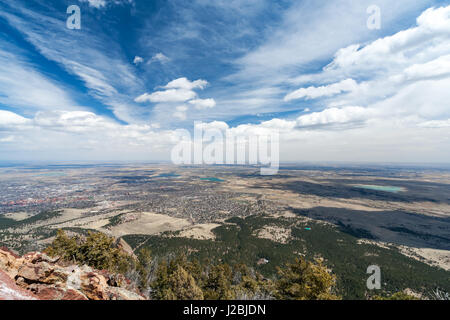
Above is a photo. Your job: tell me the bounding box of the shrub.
[45,230,132,274]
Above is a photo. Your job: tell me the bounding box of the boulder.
[80,271,110,300]
[0,247,23,278]
[0,247,145,300]
[17,261,68,284]
[28,283,88,300]
[106,286,146,300]
[0,269,39,300]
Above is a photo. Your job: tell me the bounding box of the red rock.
[30,252,60,264]
[106,287,145,300]
[30,285,65,300]
[0,247,146,300]
[62,289,88,300]
[0,247,20,259]
[0,248,23,278]
[0,269,39,300]
[30,285,88,300]
[80,271,109,300]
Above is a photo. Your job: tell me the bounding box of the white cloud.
[0,46,77,112]
[79,0,133,9]
[187,5,450,163]
[0,108,182,161]
[325,6,450,75]
[195,121,229,132]
[135,77,210,105]
[33,110,117,133]
[133,56,144,65]
[0,110,31,127]
[0,4,145,124]
[284,79,358,101]
[173,105,188,121]
[295,106,373,128]
[418,119,450,128]
[188,98,216,110]
[80,0,106,8]
[135,89,197,103]
[232,1,431,81]
[283,5,450,131]
[149,53,170,64]
[209,0,437,123]
[0,135,15,143]
[401,54,450,81]
[163,77,208,90]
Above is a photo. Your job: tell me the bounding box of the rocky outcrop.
[0,269,39,300]
[0,248,145,300]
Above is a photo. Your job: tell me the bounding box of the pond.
[353,184,404,193]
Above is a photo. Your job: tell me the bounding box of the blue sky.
[0,0,450,162]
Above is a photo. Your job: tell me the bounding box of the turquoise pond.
[200,177,225,182]
[157,173,180,178]
[353,185,404,193]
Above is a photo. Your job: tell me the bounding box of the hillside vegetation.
[45,229,341,300]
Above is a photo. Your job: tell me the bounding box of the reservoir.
[200,177,225,182]
[353,185,404,193]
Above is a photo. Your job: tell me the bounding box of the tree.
[45,230,132,274]
[151,261,203,300]
[275,257,340,300]
[373,291,419,300]
[45,229,81,263]
[203,264,234,300]
[232,264,274,300]
[135,247,153,289]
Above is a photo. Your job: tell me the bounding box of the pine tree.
[275,257,340,300]
[151,261,203,300]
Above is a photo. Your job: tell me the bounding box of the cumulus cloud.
[149,53,170,64]
[163,77,208,90]
[400,54,450,82]
[284,79,358,101]
[295,106,373,129]
[194,121,229,132]
[325,6,450,74]
[133,56,144,65]
[0,108,181,160]
[188,98,216,110]
[0,110,31,127]
[282,6,450,132]
[135,78,214,119]
[135,89,197,103]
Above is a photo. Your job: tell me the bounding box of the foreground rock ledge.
[0,247,145,300]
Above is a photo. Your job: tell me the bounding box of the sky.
[0,0,449,163]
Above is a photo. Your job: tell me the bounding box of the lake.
[200,177,225,182]
[353,184,404,193]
